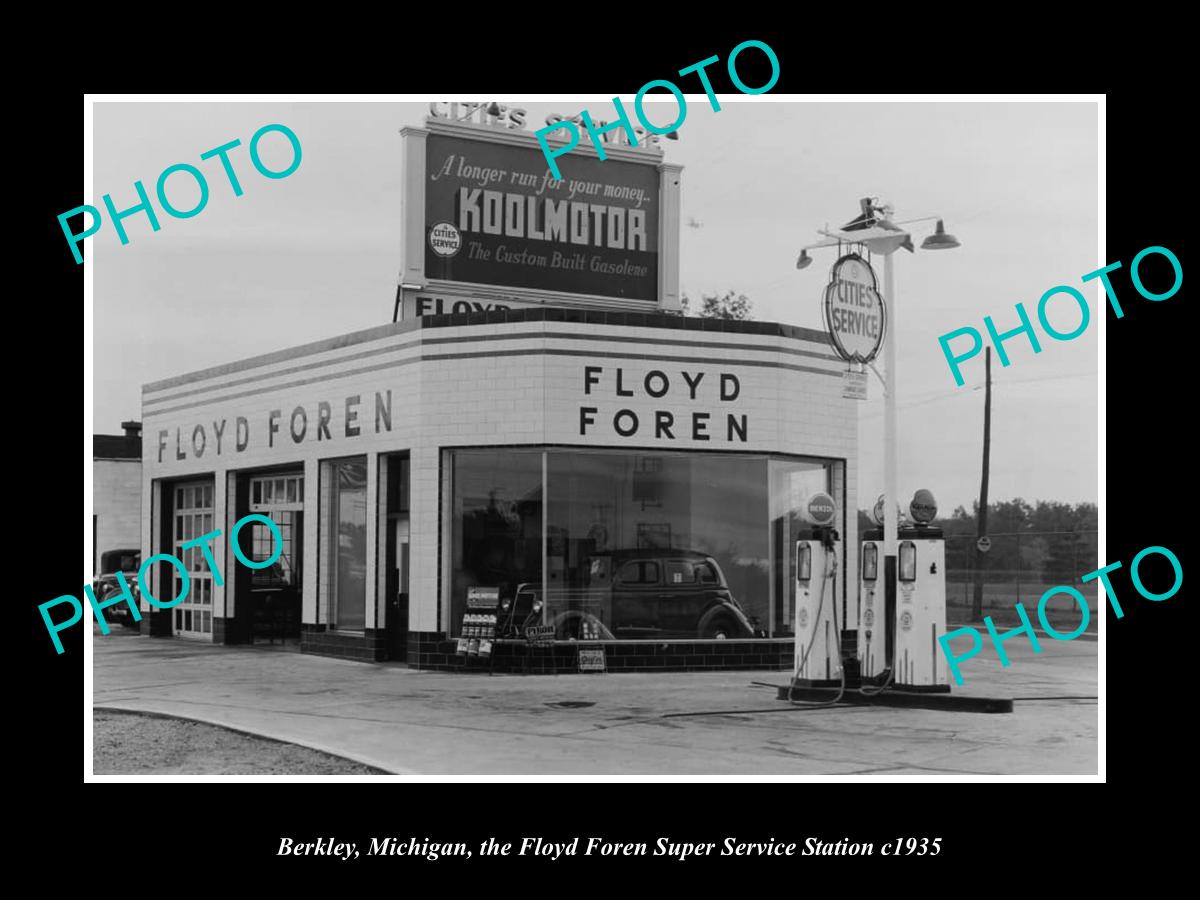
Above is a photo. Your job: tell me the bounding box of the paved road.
[92,629,1098,776]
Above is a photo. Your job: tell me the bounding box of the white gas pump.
[893,489,950,690]
[857,539,887,680]
[792,491,842,686]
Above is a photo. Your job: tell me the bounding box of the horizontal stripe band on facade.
[143,332,840,407]
[143,347,845,418]
[143,324,836,397]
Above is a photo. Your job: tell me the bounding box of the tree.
[680,290,754,320]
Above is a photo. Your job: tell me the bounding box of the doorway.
[172,480,215,640]
[384,454,410,660]
[242,471,304,647]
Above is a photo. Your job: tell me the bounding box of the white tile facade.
[141,317,860,641]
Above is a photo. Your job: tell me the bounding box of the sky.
[91,99,1098,513]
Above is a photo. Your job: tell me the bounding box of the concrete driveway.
[92,629,1098,777]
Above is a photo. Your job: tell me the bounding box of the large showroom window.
[546,451,769,640]
[447,448,544,637]
[445,448,837,640]
[326,458,368,631]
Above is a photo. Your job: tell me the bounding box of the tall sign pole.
[882,252,899,622]
[973,346,992,620]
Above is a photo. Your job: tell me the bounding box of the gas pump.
[893,489,950,690]
[861,489,950,690]
[857,538,887,681]
[792,491,842,686]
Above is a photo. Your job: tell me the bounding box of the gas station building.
[138,113,860,671]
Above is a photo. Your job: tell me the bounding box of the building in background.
[93,421,142,573]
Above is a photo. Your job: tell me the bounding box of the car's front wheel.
[704,619,736,640]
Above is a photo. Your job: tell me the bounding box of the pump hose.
[785,553,846,708]
[857,664,895,697]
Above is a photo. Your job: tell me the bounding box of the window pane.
[666,560,691,585]
[287,478,297,503]
[617,562,641,584]
[331,460,368,631]
[253,480,262,505]
[769,458,832,638]
[546,451,768,639]
[447,449,543,637]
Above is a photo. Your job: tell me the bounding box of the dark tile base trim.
[213,616,253,645]
[140,609,173,637]
[405,632,799,673]
[301,624,389,662]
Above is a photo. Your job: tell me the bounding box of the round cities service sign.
[429,222,461,258]
[823,253,886,364]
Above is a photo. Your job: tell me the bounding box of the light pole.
[797,199,960,681]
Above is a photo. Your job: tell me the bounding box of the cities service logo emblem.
[429,222,461,258]
[823,253,886,364]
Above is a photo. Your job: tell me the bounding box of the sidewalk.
[92,629,1098,776]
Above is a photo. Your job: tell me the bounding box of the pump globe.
[805,491,837,526]
[910,489,938,524]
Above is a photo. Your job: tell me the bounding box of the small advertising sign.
[458,587,500,658]
[824,253,886,364]
[525,624,557,647]
[842,369,869,400]
[578,648,607,673]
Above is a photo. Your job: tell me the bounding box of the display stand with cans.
[456,587,500,673]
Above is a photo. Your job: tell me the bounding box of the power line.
[855,370,1097,418]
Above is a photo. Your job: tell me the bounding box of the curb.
[93,704,411,776]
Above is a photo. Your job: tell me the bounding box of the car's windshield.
[100,550,139,574]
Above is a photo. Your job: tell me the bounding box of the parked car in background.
[501,550,758,640]
[92,548,142,628]
[601,550,757,639]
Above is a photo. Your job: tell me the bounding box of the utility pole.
[972,347,992,621]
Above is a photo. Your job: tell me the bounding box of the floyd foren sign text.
[579,366,748,443]
[938,543,1181,685]
[535,39,780,181]
[39,514,284,654]
[938,245,1182,386]
[57,123,303,265]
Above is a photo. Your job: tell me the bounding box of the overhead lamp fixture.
[796,249,813,269]
[921,219,961,250]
